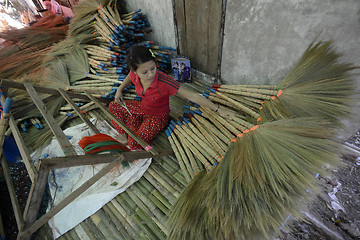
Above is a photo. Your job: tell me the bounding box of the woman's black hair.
[126,46,155,71]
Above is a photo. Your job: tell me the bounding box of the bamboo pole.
[135,180,170,215]
[138,178,172,211]
[109,200,146,238]
[101,205,133,240]
[90,212,116,239]
[115,193,162,240]
[149,163,183,194]
[127,185,168,235]
[84,218,106,239]
[79,222,97,240]
[143,171,178,205]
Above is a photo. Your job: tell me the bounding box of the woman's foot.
[116,134,128,146]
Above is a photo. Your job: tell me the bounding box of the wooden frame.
[0,80,173,240]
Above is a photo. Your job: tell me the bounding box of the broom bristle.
[260,41,358,124]
[67,47,90,83]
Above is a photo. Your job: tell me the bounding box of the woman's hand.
[217,105,236,120]
[114,88,124,104]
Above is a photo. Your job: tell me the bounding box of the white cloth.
[31,119,152,239]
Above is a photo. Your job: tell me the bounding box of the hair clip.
[149,49,156,58]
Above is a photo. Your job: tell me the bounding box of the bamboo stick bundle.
[170,122,216,167]
[171,119,221,163]
[165,129,192,182]
[178,117,222,160]
[206,88,262,121]
[185,113,228,155]
[67,86,116,94]
[192,108,236,142]
[85,74,122,83]
[200,106,243,137]
[218,91,266,109]
[169,124,212,173]
[223,93,263,109]
[212,84,279,96]
[94,13,115,34]
[74,80,117,86]
[203,91,261,111]
[164,129,195,177]
[212,84,279,90]
[191,112,232,146]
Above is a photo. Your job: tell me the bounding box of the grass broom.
[168,118,343,240]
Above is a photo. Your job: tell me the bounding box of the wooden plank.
[185,0,198,65]
[0,79,109,104]
[19,155,125,239]
[196,0,209,72]
[20,164,49,240]
[23,83,77,156]
[41,149,174,169]
[57,89,100,134]
[0,154,25,231]
[207,0,223,74]
[0,95,37,182]
[84,91,159,155]
[174,0,186,54]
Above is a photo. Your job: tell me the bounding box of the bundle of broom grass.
[167,40,358,239]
